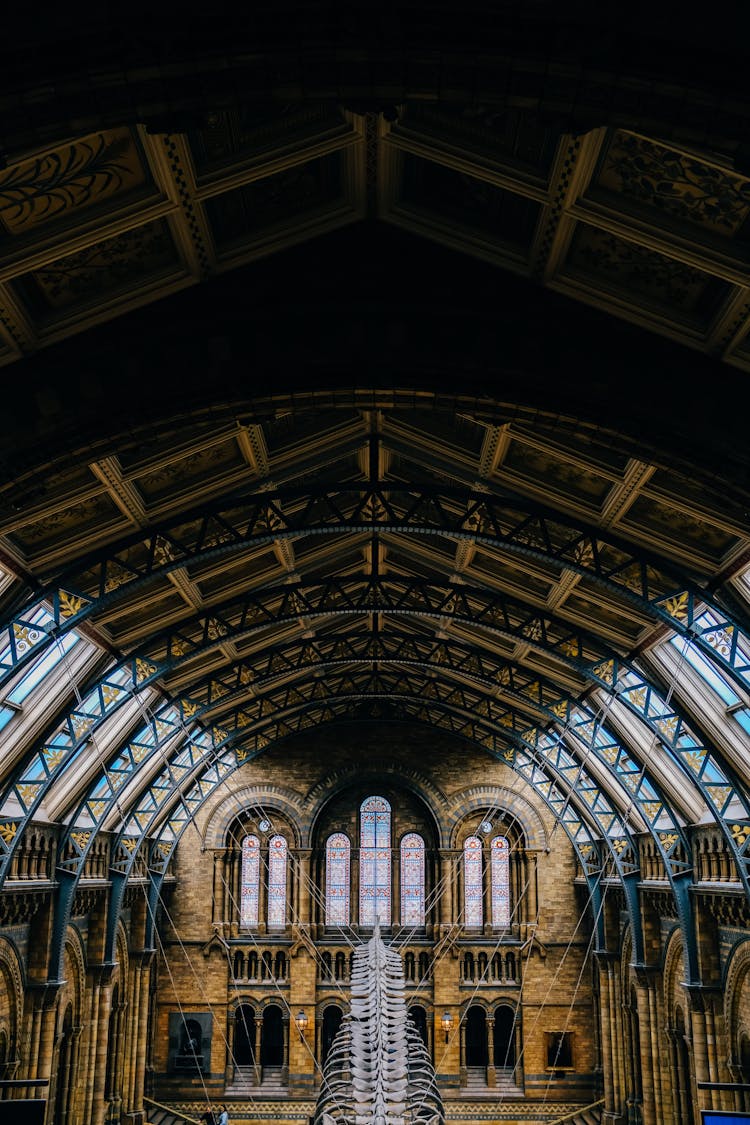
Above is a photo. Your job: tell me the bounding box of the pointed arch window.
[267,835,288,929]
[240,835,260,927]
[400,833,425,928]
[464,835,483,928]
[326,832,351,926]
[360,796,391,926]
[490,835,510,927]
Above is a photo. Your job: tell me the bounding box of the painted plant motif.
[570,227,717,312]
[0,129,147,236]
[23,221,175,310]
[600,131,750,236]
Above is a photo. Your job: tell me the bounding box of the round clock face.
[258,819,271,832]
[480,820,493,834]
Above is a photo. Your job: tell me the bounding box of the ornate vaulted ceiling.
[0,3,749,958]
[2,107,750,373]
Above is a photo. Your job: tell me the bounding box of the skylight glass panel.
[668,636,740,705]
[6,632,79,705]
[733,707,750,735]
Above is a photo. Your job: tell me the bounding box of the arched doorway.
[465,1006,488,1067]
[234,1005,256,1067]
[493,1006,515,1068]
[409,1006,428,1049]
[261,1005,284,1067]
[322,1006,343,1063]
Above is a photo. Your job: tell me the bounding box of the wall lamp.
[441,1011,453,1043]
[295,1009,309,1039]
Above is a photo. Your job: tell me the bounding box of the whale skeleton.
[314,923,444,1125]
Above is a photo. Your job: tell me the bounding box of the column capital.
[681,982,723,1012]
[593,949,618,967]
[631,961,660,987]
[27,980,62,1009]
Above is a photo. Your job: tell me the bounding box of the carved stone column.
[212,849,227,933]
[255,1018,263,1085]
[91,965,114,1125]
[438,850,454,930]
[281,1015,290,1084]
[595,951,625,1124]
[486,1016,496,1087]
[632,965,657,1125]
[351,848,360,930]
[297,849,312,927]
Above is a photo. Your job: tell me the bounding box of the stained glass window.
[464,835,483,928]
[360,795,391,927]
[326,832,351,927]
[400,833,425,928]
[267,835,288,929]
[490,835,510,927]
[240,835,260,927]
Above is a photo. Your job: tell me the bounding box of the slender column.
[609,963,626,1111]
[646,978,663,1125]
[688,991,711,1120]
[351,849,359,930]
[482,844,491,933]
[459,1021,467,1084]
[225,1012,235,1085]
[438,850,453,930]
[91,969,114,1125]
[595,952,618,1121]
[486,1017,496,1087]
[123,961,141,1112]
[392,846,400,928]
[108,997,127,1123]
[133,954,152,1117]
[83,974,102,1125]
[297,849,312,927]
[258,846,268,933]
[33,986,59,1101]
[633,973,655,1125]
[526,852,539,924]
[255,1020,263,1085]
[281,1016,290,1084]
[67,1025,84,1124]
[212,849,226,931]
[227,848,238,937]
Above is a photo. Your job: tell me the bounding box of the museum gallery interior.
[0,5,749,1125]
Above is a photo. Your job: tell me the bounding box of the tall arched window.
[400,832,425,928]
[240,834,260,927]
[267,835,288,929]
[464,835,483,928]
[360,796,391,926]
[490,835,510,927]
[326,832,351,926]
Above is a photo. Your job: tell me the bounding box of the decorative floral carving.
[602,132,750,235]
[29,221,173,308]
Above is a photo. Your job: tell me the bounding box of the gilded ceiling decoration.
[0,109,749,370]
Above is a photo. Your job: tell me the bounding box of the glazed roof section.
[0,403,748,901]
